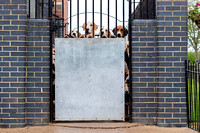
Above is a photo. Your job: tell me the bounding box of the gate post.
[156,0,188,127]
[131,20,158,124]
[131,0,188,127]
[0,0,27,128]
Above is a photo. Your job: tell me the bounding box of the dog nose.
[73,33,76,36]
[86,28,89,31]
[117,34,121,37]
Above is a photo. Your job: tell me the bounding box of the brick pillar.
[132,20,158,124]
[131,0,188,127]
[26,19,50,126]
[156,0,187,127]
[0,0,27,128]
[0,0,50,128]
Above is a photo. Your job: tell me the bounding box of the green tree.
[188,0,200,61]
[188,19,200,61]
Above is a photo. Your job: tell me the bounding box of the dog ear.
[112,27,117,34]
[68,33,71,37]
[124,27,128,36]
[79,32,82,37]
[82,23,86,31]
[108,30,111,37]
[94,23,98,31]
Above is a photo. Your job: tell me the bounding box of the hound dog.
[82,22,98,38]
[112,25,130,120]
[66,30,85,38]
[112,25,129,91]
[112,25,128,38]
[99,28,116,38]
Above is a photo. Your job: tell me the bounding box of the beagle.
[112,25,130,91]
[82,22,98,38]
[112,25,128,38]
[66,30,85,38]
[99,28,116,38]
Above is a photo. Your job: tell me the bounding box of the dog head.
[112,25,128,38]
[82,22,98,35]
[98,28,111,38]
[69,30,82,38]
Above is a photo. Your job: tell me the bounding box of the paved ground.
[0,123,197,133]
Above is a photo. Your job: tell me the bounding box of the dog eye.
[90,24,93,26]
[121,29,123,31]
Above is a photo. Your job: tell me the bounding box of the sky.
[67,0,140,35]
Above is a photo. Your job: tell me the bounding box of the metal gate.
[46,0,156,122]
[55,38,125,121]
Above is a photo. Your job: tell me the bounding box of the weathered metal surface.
[55,38,125,121]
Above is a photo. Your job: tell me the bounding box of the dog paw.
[71,35,76,38]
[80,35,85,38]
[88,35,93,38]
[64,35,69,38]
[111,35,116,38]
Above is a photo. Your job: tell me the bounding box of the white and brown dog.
[82,22,98,38]
[112,25,128,38]
[99,28,116,38]
[66,30,85,38]
[113,25,129,91]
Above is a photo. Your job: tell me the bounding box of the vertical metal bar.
[192,62,195,129]
[55,0,57,15]
[58,19,61,38]
[62,0,64,37]
[188,61,191,127]
[133,0,135,19]
[92,0,94,37]
[140,0,142,19]
[185,61,189,128]
[195,62,197,129]
[108,0,110,38]
[188,61,191,128]
[146,0,148,19]
[29,0,31,18]
[35,0,37,18]
[65,23,67,36]
[123,0,125,38]
[153,0,156,19]
[49,0,53,122]
[115,0,117,37]
[100,0,102,38]
[77,0,79,38]
[190,61,193,128]
[42,0,44,19]
[70,0,72,36]
[128,0,132,123]
[85,0,87,37]
[196,62,198,130]
[198,63,200,131]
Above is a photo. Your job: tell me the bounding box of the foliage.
[188,1,200,61]
[188,52,196,62]
[188,2,200,23]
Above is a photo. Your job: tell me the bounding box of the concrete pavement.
[0,123,197,133]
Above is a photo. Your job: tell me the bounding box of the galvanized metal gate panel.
[55,38,125,121]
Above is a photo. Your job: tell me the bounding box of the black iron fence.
[27,0,156,122]
[27,0,156,37]
[185,60,200,132]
